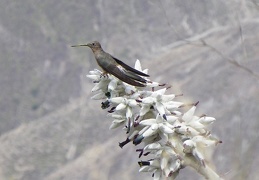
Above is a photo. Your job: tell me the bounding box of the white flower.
[164,101,183,111]
[144,142,162,151]
[174,122,200,136]
[182,105,196,122]
[139,114,174,141]
[183,139,195,153]
[109,97,138,120]
[181,105,208,134]
[108,78,118,91]
[86,60,221,180]
[91,78,110,92]
[139,88,177,119]
[87,69,102,79]
[141,143,181,178]
[169,159,181,174]
[135,59,147,74]
[192,135,221,147]
[108,113,126,129]
[198,116,216,126]
[146,81,161,88]
[153,169,163,180]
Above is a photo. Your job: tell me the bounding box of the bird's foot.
[100,72,109,78]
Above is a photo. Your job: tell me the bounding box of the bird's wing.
[121,69,147,83]
[108,65,146,87]
[112,56,149,77]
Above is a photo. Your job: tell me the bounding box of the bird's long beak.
[71,44,89,47]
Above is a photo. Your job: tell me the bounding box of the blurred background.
[0,0,259,179]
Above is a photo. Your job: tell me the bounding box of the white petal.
[109,97,124,104]
[166,116,178,124]
[143,69,149,75]
[153,169,162,180]
[188,121,205,130]
[158,131,169,142]
[183,139,195,153]
[109,119,126,129]
[128,99,138,107]
[151,123,159,130]
[169,159,181,172]
[192,149,205,166]
[144,142,162,150]
[162,94,175,102]
[164,147,177,156]
[91,83,103,92]
[91,92,106,100]
[156,102,165,117]
[125,86,137,94]
[129,91,141,99]
[156,94,162,102]
[187,127,201,136]
[89,69,102,75]
[139,119,157,126]
[116,103,127,110]
[171,110,182,116]
[199,116,216,125]
[142,124,159,138]
[164,167,171,177]
[139,105,151,116]
[139,90,152,97]
[155,114,164,123]
[142,97,155,104]
[91,80,109,92]
[146,81,160,88]
[165,101,183,110]
[161,154,169,170]
[152,88,167,97]
[86,74,99,80]
[138,126,150,135]
[112,118,126,123]
[134,59,142,71]
[192,136,218,146]
[139,166,151,172]
[150,159,160,167]
[159,124,174,134]
[175,125,200,136]
[182,106,196,122]
[108,114,125,119]
[154,149,163,157]
[163,121,175,129]
[108,79,117,91]
[126,107,133,119]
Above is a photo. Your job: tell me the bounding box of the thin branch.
[251,0,259,10]
[157,0,258,80]
[237,16,248,61]
[199,39,259,80]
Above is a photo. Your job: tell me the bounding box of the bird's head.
[71,41,102,52]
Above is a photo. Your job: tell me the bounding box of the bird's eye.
[92,43,95,46]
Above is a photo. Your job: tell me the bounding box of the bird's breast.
[95,53,116,71]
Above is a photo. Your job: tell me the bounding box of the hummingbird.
[71,41,149,87]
